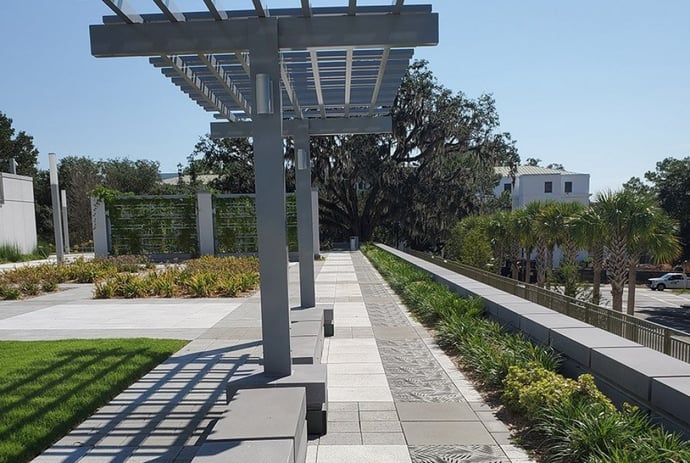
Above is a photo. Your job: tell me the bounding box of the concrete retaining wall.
[0,173,37,254]
[377,244,690,436]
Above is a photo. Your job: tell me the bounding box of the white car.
[647,273,690,291]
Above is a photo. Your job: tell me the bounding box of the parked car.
[647,273,690,291]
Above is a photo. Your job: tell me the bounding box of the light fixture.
[255,73,273,115]
[297,148,308,170]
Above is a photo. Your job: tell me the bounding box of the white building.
[494,166,590,210]
[0,172,37,253]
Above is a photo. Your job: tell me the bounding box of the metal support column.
[249,18,291,377]
[48,153,64,263]
[91,197,108,257]
[60,190,70,253]
[294,122,315,308]
[312,188,320,257]
[196,191,215,256]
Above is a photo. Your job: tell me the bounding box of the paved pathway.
[0,252,533,463]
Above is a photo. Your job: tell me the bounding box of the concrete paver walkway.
[0,252,533,462]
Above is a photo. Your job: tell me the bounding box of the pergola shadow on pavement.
[26,253,531,463]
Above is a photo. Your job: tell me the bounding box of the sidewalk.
[9,251,533,463]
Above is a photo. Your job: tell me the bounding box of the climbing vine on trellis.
[107,195,198,255]
[94,189,299,256]
[213,194,298,254]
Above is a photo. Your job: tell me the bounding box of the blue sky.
[0,0,688,194]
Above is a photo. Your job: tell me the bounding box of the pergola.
[90,0,438,377]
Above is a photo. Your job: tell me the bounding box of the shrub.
[503,364,614,421]
[0,243,23,263]
[361,245,690,462]
[93,280,116,299]
[1,286,22,300]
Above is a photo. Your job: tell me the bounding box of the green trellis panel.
[108,195,198,255]
[105,193,297,256]
[213,194,298,254]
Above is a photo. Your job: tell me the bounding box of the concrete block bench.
[227,364,328,435]
[195,387,307,463]
[290,304,334,337]
[291,319,323,365]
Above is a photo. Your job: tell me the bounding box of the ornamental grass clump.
[0,256,156,300]
[90,255,259,299]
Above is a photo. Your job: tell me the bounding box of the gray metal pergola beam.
[90,12,439,57]
[210,116,392,138]
[162,55,238,122]
[202,0,227,20]
[102,0,142,23]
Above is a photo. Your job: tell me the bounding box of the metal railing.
[406,250,690,363]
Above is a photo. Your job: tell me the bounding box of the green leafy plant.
[361,244,689,462]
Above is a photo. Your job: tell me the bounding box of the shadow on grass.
[0,340,261,463]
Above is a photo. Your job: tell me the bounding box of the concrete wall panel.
[0,173,37,254]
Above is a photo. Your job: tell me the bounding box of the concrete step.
[227,364,328,435]
[198,387,307,463]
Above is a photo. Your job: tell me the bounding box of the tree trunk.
[592,242,604,305]
[607,236,628,312]
[510,242,520,280]
[545,245,554,288]
[626,257,639,316]
[536,240,547,288]
[523,247,533,283]
[563,240,578,268]
[495,247,505,275]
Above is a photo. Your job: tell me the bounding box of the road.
[599,285,690,334]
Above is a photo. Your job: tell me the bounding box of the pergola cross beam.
[102,0,142,23]
[90,13,439,57]
[162,55,238,122]
[202,0,227,20]
[309,49,326,118]
[198,54,252,115]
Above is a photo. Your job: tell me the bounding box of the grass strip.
[0,338,187,463]
[362,244,690,462]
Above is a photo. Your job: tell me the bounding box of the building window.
[565,181,573,193]
[503,183,512,192]
[544,181,553,193]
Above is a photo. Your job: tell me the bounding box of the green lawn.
[0,338,187,463]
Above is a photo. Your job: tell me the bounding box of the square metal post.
[91,197,108,257]
[61,189,71,253]
[249,18,291,377]
[294,122,316,308]
[196,191,215,256]
[48,153,64,263]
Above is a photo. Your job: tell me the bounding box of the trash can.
[349,236,359,251]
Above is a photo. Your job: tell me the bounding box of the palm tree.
[486,211,510,275]
[625,204,680,315]
[506,211,523,280]
[536,202,560,285]
[540,201,586,296]
[523,201,548,287]
[594,190,639,311]
[594,190,681,312]
[572,205,606,305]
[512,207,536,283]
[553,202,587,268]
